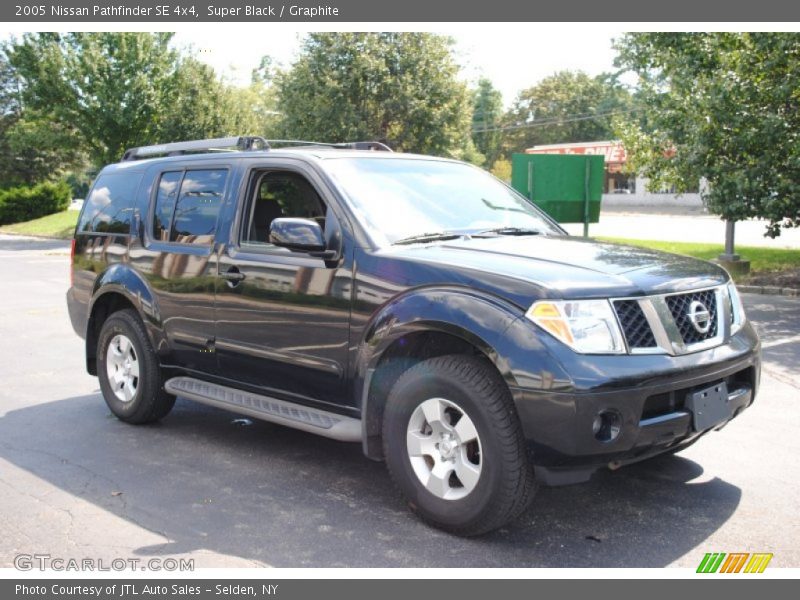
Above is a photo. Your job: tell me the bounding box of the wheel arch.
[86,265,161,375]
[356,287,526,460]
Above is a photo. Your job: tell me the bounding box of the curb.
[0,230,71,241]
[738,285,800,297]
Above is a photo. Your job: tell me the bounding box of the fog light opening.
[592,410,622,443]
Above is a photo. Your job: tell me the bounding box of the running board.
[164,376,361,442]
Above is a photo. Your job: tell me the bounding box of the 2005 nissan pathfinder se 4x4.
[67,136,760,535]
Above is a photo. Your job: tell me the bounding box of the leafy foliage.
[0,180,71,225]
[0,51,86,186]
[0,110,88,186]
[614,33,800,236]
[503,71,634,154]
[490,158,512,183]
[471,77,504,167]
[8,33,177,166]
[276,33,475,157]
[6,33,277,167]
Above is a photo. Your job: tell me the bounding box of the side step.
[164,377,361,442]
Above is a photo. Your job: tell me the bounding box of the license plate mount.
[686,381,731,432]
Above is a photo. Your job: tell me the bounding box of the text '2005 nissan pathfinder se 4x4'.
[67,136,760,536]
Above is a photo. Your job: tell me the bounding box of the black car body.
[67,138,760,534]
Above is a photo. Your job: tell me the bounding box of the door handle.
[221,266,246,286]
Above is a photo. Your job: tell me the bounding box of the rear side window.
[151,169,228,245]
[77,171,142,234]
[152,171,182,241]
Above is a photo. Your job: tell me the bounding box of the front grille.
[613,300,657,349]
[665,289,718,345]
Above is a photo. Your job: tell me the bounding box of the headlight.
[525,299,626,354]
[727,281,747,334]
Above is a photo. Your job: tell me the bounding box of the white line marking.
[762,334,800,349]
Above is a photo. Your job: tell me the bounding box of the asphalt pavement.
[0,233,798,569]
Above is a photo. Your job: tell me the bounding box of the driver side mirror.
[269,218,334,258]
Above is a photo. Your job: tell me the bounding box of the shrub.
[0,181,72,225]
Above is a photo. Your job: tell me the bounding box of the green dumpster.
[511,153,604,228]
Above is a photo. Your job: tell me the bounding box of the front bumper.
[510,322,760,484]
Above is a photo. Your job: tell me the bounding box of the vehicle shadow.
[0,394,741,568]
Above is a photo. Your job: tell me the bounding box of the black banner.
[2,579,796,600]
[2,0,799,22]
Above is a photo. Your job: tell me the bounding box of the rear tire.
[382,354,535,536]
[97,309,175,424]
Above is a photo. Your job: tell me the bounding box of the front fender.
[354,286,574,458]
[357,286,522,387]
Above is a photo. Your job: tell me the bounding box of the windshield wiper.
[392,231,465,245]
[476,227,544,236]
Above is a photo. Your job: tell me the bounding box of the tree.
[0,49,87,186]
[503,70,634,154]
[252,55,279,86]
[490,157,512,183]
[155,56,277,142]
[0,52,20,117]
[6,33,277,169]
[8,33,179,166]
[276,33,475,158]
[471,77,504,168]
[0,111,88,186]
[614,33,800,237]
[240,56,283,137]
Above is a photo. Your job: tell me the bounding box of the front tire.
[382,355,535,536]
[97,309,175,424]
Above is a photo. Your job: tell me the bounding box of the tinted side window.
[77,171,142,234]
[152,171,182,241]
[243,171,326,245]
[169,169,227,244]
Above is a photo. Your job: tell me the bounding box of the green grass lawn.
[600,237,800,280]
[0,210,79,239]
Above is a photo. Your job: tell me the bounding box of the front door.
[214,164,353,408]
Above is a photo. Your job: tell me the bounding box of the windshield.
[324,157,563,246]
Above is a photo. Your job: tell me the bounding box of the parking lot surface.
[0,234,798,568]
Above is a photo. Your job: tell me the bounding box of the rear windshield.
[77,171,143,235]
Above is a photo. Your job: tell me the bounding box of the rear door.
[214,160,354,408]
[129,163,231,373]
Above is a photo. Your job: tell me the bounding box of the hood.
[378,234,729,304]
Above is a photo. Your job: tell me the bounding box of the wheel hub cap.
[105,334,139,403]
[438,434,458,460]
[406,397,483,501]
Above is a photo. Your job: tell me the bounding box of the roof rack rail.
[120,136,392,162]
[121,136,269,162]
[334,141,393,152]
[267,139,392,152]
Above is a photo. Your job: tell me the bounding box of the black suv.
[67,136,760,535]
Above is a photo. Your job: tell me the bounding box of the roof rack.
[121,136,269,162]
[120,136,392,162]
[267,139,393,152]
